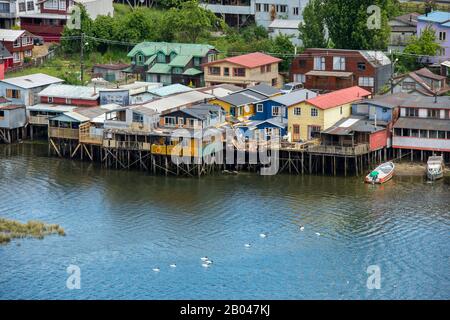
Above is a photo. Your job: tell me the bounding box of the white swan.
[205,260,213,265]
[244,243,251,248]
[169,263,176,268]
[300,226,305,231]
[201,256,208,261]
[315,232,321,236]
[152,267,160,272]
[259,233,267,238]
[202,263,210,268]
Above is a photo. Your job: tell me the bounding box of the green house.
[126,42,218,87]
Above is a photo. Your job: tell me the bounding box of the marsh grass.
[0,218,65,245]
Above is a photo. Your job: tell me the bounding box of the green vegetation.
[398,0,450,14]
[0,218,65,245]
[300,0,399,50]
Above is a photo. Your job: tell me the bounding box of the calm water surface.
[0,143,449,299]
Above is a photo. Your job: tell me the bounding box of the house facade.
[392,95,450,154]
[392,67,450,96]
[200,0,308,29]
[0,73,63,105]
[0,0,17,29]
[38,84,100,106]
[287,86,371,142]
[160,104,226,130]
[268,19,301,46]
[0,29,34,67]
[203,52,282,88]
[388,12,419,52]
[126,42,218,87]
[417,11,450,65]
[290,48,391,94]
[19,0,114,42]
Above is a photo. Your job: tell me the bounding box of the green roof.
[169,55,192,67]
[147,63,172,74]
[183,68,203,76]
[127,42,216,58]
[144,55,156,65]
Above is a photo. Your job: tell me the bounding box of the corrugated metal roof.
[26,103,77,113]
[2,73,63,89]
[128,42,215,58]
[38,84,99,100]
[183,68,203,76]
[0,42,12,59]
[142,90,213,113]
[218,91,267,106]
[307,86,371,110]
[306,70,353,77]
[245,83,281,97]
[168,55,192,67]
[393,117,450,131]
[400,95,450,109]
[149,84,193,97]
[272,89,317,107]
[0,29,25,42]
[203,52,282,69]
[418,11,450,24]
[147,63,172,74]
[323,116,386,135]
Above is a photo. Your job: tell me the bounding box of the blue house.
[237,117,288,140]
[251,89,317,121]
[351,93,408,124]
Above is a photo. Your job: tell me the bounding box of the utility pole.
[80,32,85,84]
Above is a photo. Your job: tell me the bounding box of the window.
[48,97,53,103]
[420,130,428,138]
[27,1,34,10]
[13,52,20,62]
[429,130,438,139]
[18,1,26,11]
[133,112,144,123]
[314,57,325,70]
[272,78,278,86]
[44,0,58,9]
[357,62,366,71]
[256,104,263,112]
[358,77,374,87]
[208,67,220,75]
[223,67,229,76]
[309,126,321,138]
[402,81,416,90]
[66,98,71,104]
[272,106,280,116]
[156,52,166,63]
[266,64,271,72]
[178,117,184,126]
[311,107,318,117]
[298,59,306,68]
[276,5,287,13]
[294,74,305,83]
[164,116,176,127]
[193,57,201,67]
[438,131,446,139]
[439,31,446,41]
[13,39,20,48]
[6,89,20,99]
[410,129,419,137]
[340,106,343,115]
[264,3,269,11]
[293,107,301,116]
[256,3,261,11]
[188,118,197,128]
[25,50,32,57]
[333,56,345,71]
[0,110,4,118]
[136,54,144,65]
[0,3,10,13]
[233,68,245,77]
[172,67,183,74]
[293,7,299,15]
[428,109,439,118]
[405,108,418,117]
[260,66,265,74]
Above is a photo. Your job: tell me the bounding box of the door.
[293,124,300,142]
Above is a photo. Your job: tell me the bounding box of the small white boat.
[427,156,444,181]
[365,162,395,184]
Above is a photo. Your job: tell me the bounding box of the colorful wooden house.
[38,84,100,107]
[238,117,288,141]
[288,86,371,142]
[251,89,317,122]
[0,104,26,143]
[202,52,283,88]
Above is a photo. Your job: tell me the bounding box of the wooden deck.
[308,143,370,156]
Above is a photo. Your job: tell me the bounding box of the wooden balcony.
[49,127,79,140]
[28,116,49,125]
[103,140,151,151]
[308,143,369,156]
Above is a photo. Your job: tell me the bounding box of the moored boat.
[365,162,395,184]
[426,156,444,181]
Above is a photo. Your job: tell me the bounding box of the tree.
[271,34,295,72]
[167,0,219,43]
[298,0,327,48]
[398,26,442,72]
[61,5,94,53]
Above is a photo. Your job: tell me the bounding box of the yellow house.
[288,86,371,141]
[202,52,283,88]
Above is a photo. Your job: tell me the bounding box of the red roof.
[306,86,371,110]
[203,52,282,68]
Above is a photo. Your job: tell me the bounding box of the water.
[0,143,449,299]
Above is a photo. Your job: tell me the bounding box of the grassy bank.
[0,218,66,245]
[399,1,450,14]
